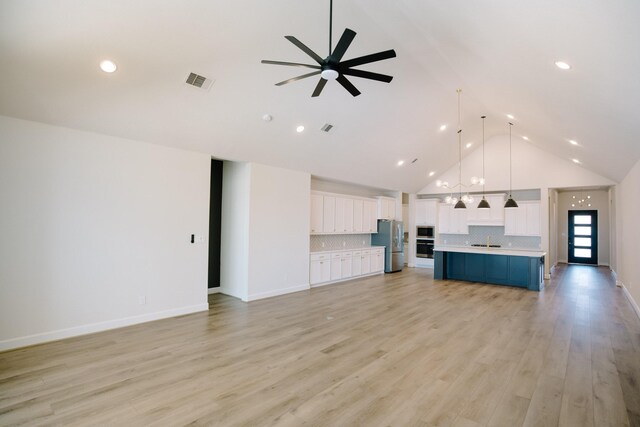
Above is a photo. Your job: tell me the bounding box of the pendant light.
[454,90,466,209]
[477,115,490,209]
[504,122,518,208]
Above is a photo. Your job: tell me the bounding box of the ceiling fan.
[261,0,396,97]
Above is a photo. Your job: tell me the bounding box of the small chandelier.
[571,192,592,208]
[435,89,484,208]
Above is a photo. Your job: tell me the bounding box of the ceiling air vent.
[320,123,334,133]
[185,72,214,90]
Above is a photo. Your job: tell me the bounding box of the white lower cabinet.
[310,247,383,287]
[340,252,352,279]
[310,253,331,285]
[330,253,342,281]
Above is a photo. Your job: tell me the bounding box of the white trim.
[208,287,221,294]
[310,271,384,288]
[621,283,640,320]
[0,303,209,352]
[246,283,310,302]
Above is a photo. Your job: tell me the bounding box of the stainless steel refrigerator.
[371,219,404,273]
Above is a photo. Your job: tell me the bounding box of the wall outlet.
[321,242,325,248]
[343,241,346,247]
[362,240,366,245]
[138,296,146,305]
[444,239,447,244]
[508,242,512,247]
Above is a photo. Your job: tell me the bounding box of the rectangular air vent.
[320,123,334,132]
[185,72,214,90]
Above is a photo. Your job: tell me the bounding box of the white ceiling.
[1,0,638,193]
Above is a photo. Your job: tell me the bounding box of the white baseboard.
[310,271,384,289]
[246,283,310,302]
[621,283,640,320]
[0,303,209,352]
[208,287,221,294]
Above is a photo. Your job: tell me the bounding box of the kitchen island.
[434,245,545,291]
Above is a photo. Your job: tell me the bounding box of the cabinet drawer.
[340,251,352,258]
[372,248,384,255]
[362,250,372,255]
[331,252,342,259]
[310,253,329,261]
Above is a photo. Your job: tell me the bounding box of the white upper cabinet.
[504,201,541,236]
[322,196,336,233]
[377,197,398,220]
[310,194,323,234]
[466,194,505,226]
[415,199,437,226]
[310,191,378,235]
[353,199,363,233]
[366,200,378,232]
[438,203,468,235]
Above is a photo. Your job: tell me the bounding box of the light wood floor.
[1,265,639,426]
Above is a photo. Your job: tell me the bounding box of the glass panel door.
[568,210,598,265]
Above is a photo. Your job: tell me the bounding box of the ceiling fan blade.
[261,60,321,70]
[336,75,361,97]
[341,68,393,83]
[275,70,321,86]
[284,36,325,65]
[340,49,396,68]
[311,78,328,97]
[331,28,356,62]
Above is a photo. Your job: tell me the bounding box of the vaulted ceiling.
[1,0,638,193]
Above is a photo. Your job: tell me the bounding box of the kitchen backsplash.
[310,234,372,252]
[439,226,541,249]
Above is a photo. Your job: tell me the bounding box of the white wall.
[247,164,310,301]
[557,190,610,265]
[616,159,640,317]
[0,115,210,351]
[221,162,311,302]
[220,161,251,301]
[420,135,615,194]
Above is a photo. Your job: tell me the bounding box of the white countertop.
[310,246,385,254]
[434,245,546,257]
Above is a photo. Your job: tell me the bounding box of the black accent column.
[208,159,223,288]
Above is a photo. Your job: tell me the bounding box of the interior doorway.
[568,210,598,265]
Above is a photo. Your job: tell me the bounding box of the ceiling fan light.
[504,197,519,209]
[321,69,339,80]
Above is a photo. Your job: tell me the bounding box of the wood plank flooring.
[1,264,639,426]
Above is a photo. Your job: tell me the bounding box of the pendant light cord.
[329,0,333,55]
[482,115,486,197]
[509,122,513,196]
[457,89,462,199]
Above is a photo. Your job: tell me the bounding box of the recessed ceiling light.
[555,61,571,70]
[262,114,272,122]
[572,158,581,164]
[569,139,578,145]
[397,160,405,166]
[439,124,447,131]
[522,136,529,141]
[296,125,305,133]
[506,114,515,120]
[465,142,473,148]
[99,60,117,73]
[429,171,435,177]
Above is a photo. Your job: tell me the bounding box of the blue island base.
[434,250,544,291]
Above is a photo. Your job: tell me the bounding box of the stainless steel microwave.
[417,226,434,238]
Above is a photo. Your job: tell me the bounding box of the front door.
[568,210,598,265]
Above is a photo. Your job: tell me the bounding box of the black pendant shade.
[504,196,519,209]
[477,197,491,209]
[454,200,467,209]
